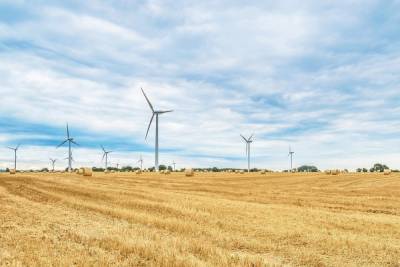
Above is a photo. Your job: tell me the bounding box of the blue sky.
[0,0,399,170]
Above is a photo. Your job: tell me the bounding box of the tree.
[297,165,319,172]
[212,167,220,172]
[371,163,389,173]
[159,165,167,171]
[356,168,362,173]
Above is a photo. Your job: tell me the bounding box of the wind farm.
[1,1,400,266]
[1,88,399,267]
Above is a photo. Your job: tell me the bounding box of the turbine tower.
[138,155,143,171]
[141,88,173,172]
[101,146,112,170]
[7,144,20,171]
[240,134,254,172]
[288,146,295,172]
[49,158,57,172]
[57,123,78,172]
[172,161,176,171]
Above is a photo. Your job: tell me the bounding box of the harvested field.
[0,172,399,266]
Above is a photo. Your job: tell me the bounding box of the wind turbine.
[49,158,57,172]
[240,134,254,172]
[101,145,112,170]
[57,123,78,172]
[141,88,173,172]
[172,161,176,171]
[7,144,20,171]
[288,146,295,172]
[138,155,143,171]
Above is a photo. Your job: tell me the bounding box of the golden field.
[0,171,399,267]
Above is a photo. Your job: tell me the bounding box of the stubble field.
[0,171,399,266]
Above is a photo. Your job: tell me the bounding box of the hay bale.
[324,170,331,175]
[165,170,171,175]
[331,169,339,175]
[260,170,266,174]
[82,167,92,177]
[384,169,391,175]
[135,170,142,174]
[78,168,84,175]
[240,170,245,174]
[185,168,194,177]
[9,169,16,175]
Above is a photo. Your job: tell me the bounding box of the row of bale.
[324,169,392,175]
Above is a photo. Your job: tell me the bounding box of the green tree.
[371,163,389,173]
[297,165,319,172]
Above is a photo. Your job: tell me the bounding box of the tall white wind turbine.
[240,134,254,172]
[288,146,295,172]
[7,144,20,171]
[138,155,143,171]
[49,158,57,172]
[101,145,112,170]
[57,123,78,172]
[141,88,173,172]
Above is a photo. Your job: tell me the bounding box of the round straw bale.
[82,167,92,176]
[331,169,339,175]
[135,170,142,174]
[9,169,16,174]
[384,169,391,175]
[185,168,194,177]
[165,170,171,175]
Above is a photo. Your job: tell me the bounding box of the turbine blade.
[57,140,68,148]
[249,134,254,141]
[141,88,154,112]
[240,134,247,142]
[16,143,21,150]
[145,113,155,139]
[102,153,105,161]
[66,123,70,139]
[70,140,79,146]
[101,145,106,153]
[7,146,14,150]
[158,110,173,114]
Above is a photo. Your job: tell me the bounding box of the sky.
[0,0,399,171]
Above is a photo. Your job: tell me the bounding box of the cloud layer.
[0,0,400,170]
